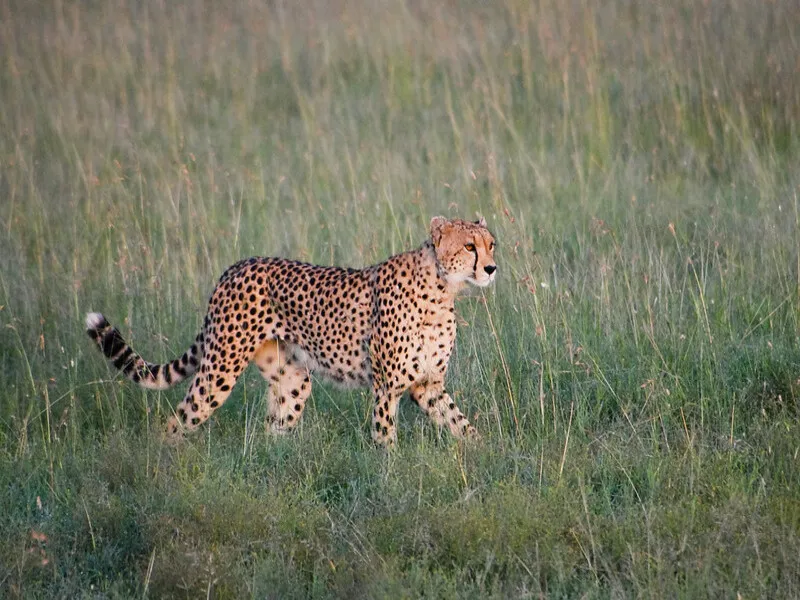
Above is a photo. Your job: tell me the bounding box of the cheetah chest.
[414,305,457,379]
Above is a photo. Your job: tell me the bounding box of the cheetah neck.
[421,241,465,298]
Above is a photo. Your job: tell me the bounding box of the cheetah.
[86,216,497,446]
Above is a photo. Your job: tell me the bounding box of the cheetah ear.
[430,216,449,247]
[475,215,487,227]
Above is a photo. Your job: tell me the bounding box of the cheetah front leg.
[410,380,478,439]
[371,381,401,447]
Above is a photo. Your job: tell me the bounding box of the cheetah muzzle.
[86,216,497,446]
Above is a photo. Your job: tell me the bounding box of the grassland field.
[1,0,800,597]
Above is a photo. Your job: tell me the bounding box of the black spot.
[101,329,126,357]
[113,347,134,370]
[148,363,161,380]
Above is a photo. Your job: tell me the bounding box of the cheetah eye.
[489,241,496,251]
[464,243,476,252]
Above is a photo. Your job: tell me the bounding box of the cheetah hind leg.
[165,352,247,441]
[254,341,312,434]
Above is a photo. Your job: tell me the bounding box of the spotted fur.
[86,216,497,446]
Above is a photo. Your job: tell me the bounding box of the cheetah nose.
[484,265,497,275]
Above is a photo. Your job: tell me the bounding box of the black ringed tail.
[85,312,202,390]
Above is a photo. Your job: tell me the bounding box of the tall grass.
[1,0,799,596]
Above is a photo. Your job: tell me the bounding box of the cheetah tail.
[85,312,202,390]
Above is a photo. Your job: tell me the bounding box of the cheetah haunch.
[86,216,497,446]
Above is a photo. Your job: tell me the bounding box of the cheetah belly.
[285,344,318,371]
[265,267,375,389]
[286,342,373,389]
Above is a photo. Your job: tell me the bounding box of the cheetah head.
[430,216,497,288]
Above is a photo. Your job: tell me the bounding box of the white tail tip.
[85,312,106,330]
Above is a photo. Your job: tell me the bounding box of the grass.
[1,0,799,596]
